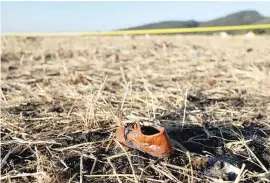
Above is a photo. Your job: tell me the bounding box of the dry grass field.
[1,35,270,183]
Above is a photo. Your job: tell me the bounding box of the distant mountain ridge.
[122,10,269,33]
[125,20,200,30]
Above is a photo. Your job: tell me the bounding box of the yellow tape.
[84,24,270,36]
[2,24,270,37]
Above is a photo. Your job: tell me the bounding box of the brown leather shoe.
[116,122,173,158]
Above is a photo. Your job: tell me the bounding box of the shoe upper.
[116,122,173,157]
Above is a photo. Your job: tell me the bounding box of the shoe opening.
[141,126,160,135]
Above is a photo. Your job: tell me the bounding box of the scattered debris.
[1,56,9,63]
[114,53,120,62]
[162,41,168,56]
[33,54,42,61]
[152,41,160,47]
[196,52,201,59]
[70,75,90,85]
[204,156,242,181]
[145,34,150,39]
[44,53,54,61]
[207,77,217,86]
[245,31,256,39]
[220,32,229,38]
[8,65,18,71]
[246,48,253,52]
[123,33,131,40]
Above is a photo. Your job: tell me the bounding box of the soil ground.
[1,35,270,183]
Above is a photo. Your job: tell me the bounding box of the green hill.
[123,10,269,34]
[125,20,199,30]
[253,18,270,24]
[200,10,265,27]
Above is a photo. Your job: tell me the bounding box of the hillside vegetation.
[124,10,270,34]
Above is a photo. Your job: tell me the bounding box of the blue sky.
[1,1,270,33]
